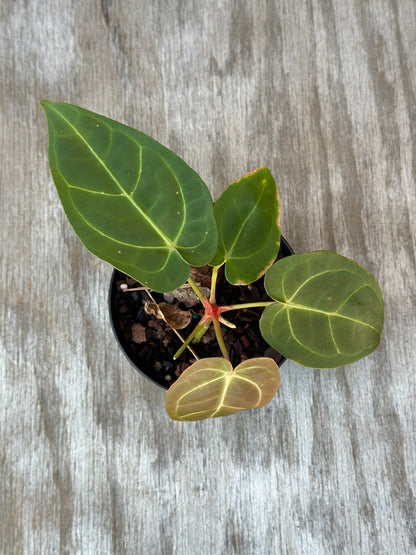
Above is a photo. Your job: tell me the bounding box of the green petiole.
[212,319,230,361]
[173,321,205,360]
[223,302,274,312]
[187,276,206,302]
[210,265,221,304]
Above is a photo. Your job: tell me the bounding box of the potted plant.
[41,101,384,421]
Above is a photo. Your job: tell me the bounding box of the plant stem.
[193,320,212,343]
[173,321,204,360]
[213,319,230,361]
[218,316,236,329]
[223,302,275,312]
[210,265,221,304]
[187,276,206,302]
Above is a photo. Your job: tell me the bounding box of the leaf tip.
[40,99,57,117]
[40,99,51,110]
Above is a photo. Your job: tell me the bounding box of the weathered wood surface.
[1,0,415,553]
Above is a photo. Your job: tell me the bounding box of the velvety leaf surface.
[165,357,280,421]
[211,167,280,284]
[41,101,218,292]
[260,251,384,368]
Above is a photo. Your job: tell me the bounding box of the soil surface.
[110,242,293,389]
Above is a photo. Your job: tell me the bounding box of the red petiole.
[174,268,270,362]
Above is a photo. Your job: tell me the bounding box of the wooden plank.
[1,0,415,553]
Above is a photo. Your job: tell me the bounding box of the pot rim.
[108,235,295,390]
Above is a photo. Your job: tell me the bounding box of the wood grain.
[1,0,415,553]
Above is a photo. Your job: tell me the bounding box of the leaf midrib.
[49,104,176,251]
[176,366,267,417]
[225,182,269,260]
[210,374,233,417]
[57,166,170,252]
[275,300,379,333]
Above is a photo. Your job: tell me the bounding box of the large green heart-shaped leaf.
[165,357,280,421]
[210,167,280,284]
[41,101,218,292]
[259,251,384,368]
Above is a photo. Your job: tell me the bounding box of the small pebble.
[120,283,128,290]
[131,323,146,344]
[165,375,172,381]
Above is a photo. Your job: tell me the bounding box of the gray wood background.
[1,0,415,553]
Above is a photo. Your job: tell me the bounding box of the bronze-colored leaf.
[165,357,280,421]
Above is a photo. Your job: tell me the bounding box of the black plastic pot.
[109,236,294,389]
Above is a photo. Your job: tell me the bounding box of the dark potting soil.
[111,265,284,389]
[110,240,293,389]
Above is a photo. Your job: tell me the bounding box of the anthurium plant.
[42,101,384,421]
